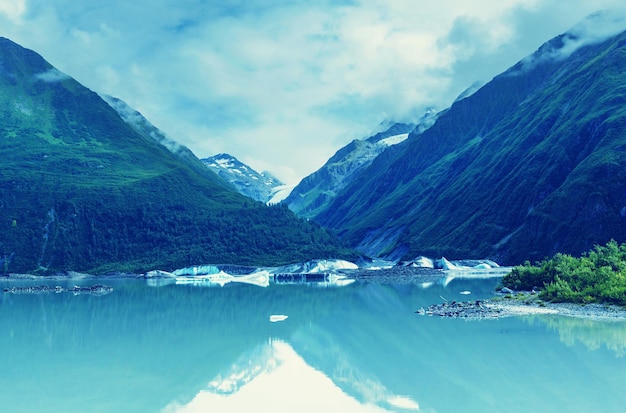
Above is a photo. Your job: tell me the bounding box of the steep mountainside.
[101,94,213,178]
[316,17,626,265]
[202,153,284,203]
[284,119,435,218]
[0,37,355,274]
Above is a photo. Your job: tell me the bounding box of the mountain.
[0,37,356,274]
[314,13,626,265]
[202,153,285,203]
[284,115,436,219]
[103,98,289,204]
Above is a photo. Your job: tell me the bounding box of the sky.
[1,1,626,184]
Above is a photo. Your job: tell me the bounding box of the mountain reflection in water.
[164,339,417,413]
[1,276,625,413]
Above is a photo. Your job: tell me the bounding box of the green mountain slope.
[316,23,626,265]
[0,37,355,274]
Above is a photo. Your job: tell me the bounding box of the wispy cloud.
[555,9,626,57]
[35,68,71,83]
[514,8,626,73]
[1,0,626,184]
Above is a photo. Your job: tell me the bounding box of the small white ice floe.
[460,290,471,295]
[269,315,288,323]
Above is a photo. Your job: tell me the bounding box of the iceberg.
[436,257,512,280]
[435,257,458,270]
[172,265,220,276]
[307,259,358,273]
[412,256,434,268]
[145,269,176,278]
[146,270,270,288]
[271,259,358,274]
[176,271,270,288]
[272,272,355,287]
[146,259,359,289]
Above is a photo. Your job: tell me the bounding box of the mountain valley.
[3,12,626,273]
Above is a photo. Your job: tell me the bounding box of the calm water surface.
[1,276,625,413]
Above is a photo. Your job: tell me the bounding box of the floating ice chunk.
[411,256,434,268]
[437,257,459,270]
[460,290,471,295]
[308,259,358,273]
[271,259,358,274]
[173,265,220,276]
[175,270,270,288]
[269,315,288,323]
[145,269,176,278]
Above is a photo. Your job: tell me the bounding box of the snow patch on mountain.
[378,133,409,146]
[202,153,286,203]
[285,109,439,219]
[268,184,295,204]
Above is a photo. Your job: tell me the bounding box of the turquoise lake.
[1,276,625,413]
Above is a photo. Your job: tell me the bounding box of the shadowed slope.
[316,24,626,265]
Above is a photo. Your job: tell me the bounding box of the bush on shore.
[502,240,626,306]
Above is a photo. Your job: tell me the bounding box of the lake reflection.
[1,277,625,413]
[164,339,416,413]
[522,314,626,356]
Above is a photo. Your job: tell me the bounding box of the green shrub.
[502,240,626,306]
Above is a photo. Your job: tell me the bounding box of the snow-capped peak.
[202,153,286,203]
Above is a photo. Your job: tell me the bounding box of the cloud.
[2,1,626,184]
[511,8,626,74]
[558,9,626,55]
[0,0,26,21]
[35,68,71,83]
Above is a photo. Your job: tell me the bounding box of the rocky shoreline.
[3,284,114,296]
[419,292,626,320]
[1,271,136,296]
[1,271,141,280]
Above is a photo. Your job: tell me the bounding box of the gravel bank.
[419,292,626,320]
